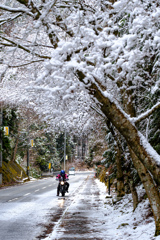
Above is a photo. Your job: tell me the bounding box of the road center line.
[42,187,46,189]
[24,193,31,196]
[8,198,18,202]
[35,189,40,192]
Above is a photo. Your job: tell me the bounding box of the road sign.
[49,163,51,169]
[30,139,34,147]
[4,126,9,136]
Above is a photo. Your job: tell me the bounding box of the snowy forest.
[0,0,160,236]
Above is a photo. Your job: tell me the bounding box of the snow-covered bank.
[44,176,160,240]
[96,179,160,240]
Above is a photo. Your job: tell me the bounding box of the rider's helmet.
[60,170,65,176]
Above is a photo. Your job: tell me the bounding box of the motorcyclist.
[56,170,69,196]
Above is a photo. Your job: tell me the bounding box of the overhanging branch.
[0,13,22,25]
[0,4,34,17]
[8,60,44,68]
[133,102,160,124]
[0,36,51,59]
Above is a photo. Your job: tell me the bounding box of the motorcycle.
[57,176,69,197]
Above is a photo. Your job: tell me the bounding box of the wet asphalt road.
[0,172,91,240]
[40,173,106,240]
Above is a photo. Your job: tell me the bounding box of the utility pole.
[27,147,29,178]
[26,113,30,179]
[0,103,2,185]
[64,129,66,171]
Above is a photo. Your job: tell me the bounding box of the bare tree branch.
[0,13,22,25]
[133,102,160,124]
[8,60,44,68]
[0,4,34,17]
[0,36,51,59]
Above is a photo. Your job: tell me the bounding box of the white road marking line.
[42,187,46,189]
[24,193,31,196]
[8,198,18,202]
[35,189,40,192]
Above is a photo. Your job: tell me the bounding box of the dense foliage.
[1,108,19,162]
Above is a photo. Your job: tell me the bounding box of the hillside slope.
[0,161,28,187]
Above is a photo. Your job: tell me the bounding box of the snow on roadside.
[95,179,160,240]
[43,176,160,240]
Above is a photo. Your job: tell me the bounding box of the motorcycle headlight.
[61,181,64,185]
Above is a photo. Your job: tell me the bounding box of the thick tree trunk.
[77,69,160,235]
[124,173,138,210]
[129,178,139,211]
[115,146,125,197]
[124,87,160,230]
[105,120,125,197]
[101,97,160,186]
[121,86,139,211]
[77,71,160,186]
[130,148,160,236]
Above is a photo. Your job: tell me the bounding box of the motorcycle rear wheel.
[62,190,65,196]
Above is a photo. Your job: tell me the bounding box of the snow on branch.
[0,4,34,17]
[0,13,22,26]
[132,102,160,124]
[8,60,44,68]
[91,105,106,119]
[0,36,51,60]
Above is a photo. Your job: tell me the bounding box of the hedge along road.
[0,172,92,240]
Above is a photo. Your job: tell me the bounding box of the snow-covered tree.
[0,0,160,235]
